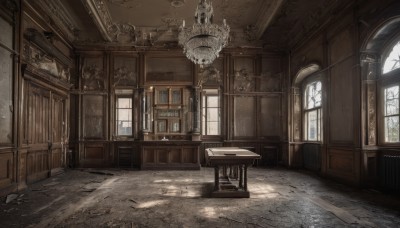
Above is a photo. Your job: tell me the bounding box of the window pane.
[305,81,322,109]
[207,96,219,107]
[383,41,400,74]
[385,116,399,142]
[117,98,132,108]
[172,90,181,104]
[207,122,220,135]
[118,109,132,121]
[207,108,219,122]
[385,86,399,115]
[307,110,318,141]
[201,89,221,136]
[116,97,132,136]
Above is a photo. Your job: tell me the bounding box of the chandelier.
[178,0,230,66]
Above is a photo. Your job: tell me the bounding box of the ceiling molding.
[253,0,284,40]
[35,0,78,42]
[81,0,114,42]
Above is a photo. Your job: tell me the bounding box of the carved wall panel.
[329,59,354,143]
[260,96,281,137]
[260,58,282,92]
[82,95,105,139]
[0,17,13,144]
[233,96,255,137]
[145,57,192,84]
[113,56,137,87]
[233,57,255,92]
[329,27,353,64]
[197,58,223,87]
[82,57,105,91]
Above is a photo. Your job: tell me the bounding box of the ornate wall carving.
[197,65,222,87]
[234,69,255,92]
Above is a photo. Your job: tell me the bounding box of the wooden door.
[50,94,66,174]
[25,82,67,182]
[26,84,51,183]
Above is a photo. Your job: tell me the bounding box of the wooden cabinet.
[143,86,192,140]
[141,141,201,170]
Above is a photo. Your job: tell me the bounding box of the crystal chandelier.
[178,0,230,66]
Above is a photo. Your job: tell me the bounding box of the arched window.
[303,80,322,141]
[380,38,400,143]
[382,41,400,74]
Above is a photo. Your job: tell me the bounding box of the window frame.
[378,68,400,146]
[201,88,222,139]
[302,76,323,142]
[115,91,134,138]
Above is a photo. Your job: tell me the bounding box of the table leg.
[244,165,248,191]
[214,166,220,191]
[239,165,243,188]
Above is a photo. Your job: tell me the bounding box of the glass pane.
[385,86,399,115]
[117,98,132,108]
[305,81,322,109]
[307,110,318,141]
[170,120,180,132]
[172,90,181,104]
[207,122,220,135]
[158,121,167,132]
[385,116,399,142]
[207,96,219,107]
[117,120,132,135]
[207,108,219,122]
[158,90,168,104]
[117,109,131,121]
[383,41,400,74]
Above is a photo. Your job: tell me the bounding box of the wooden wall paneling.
[82,95,106,139]
[81,143,108,167]
[0,16,14,145]
[326,148,361,184]
[233,57,256,93]
[259,95,281,138]
[0,151,14,188]
[233,96,256,138]
[145,56,193,85]
[289,143,303,168]
[26,150,49,183]
[50,94,66,173]
[329,58,354,144]
[260,57,282,92]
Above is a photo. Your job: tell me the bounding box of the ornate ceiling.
[31,0,356,51]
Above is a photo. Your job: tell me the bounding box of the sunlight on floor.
[137,199,169,208]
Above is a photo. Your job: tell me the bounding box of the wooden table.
[205,147,261,198]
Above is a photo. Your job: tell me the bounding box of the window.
[303,81,322,141]
[202,89,221,135]
[383,41,400,74]
[379,38,400,144]
[116,97,132,136]
[383,85,399,142]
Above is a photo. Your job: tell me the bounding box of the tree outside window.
[304,81,322,141]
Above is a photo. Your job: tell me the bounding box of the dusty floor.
[0,167,399,228]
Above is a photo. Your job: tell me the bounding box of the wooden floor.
[0,167,399,228]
